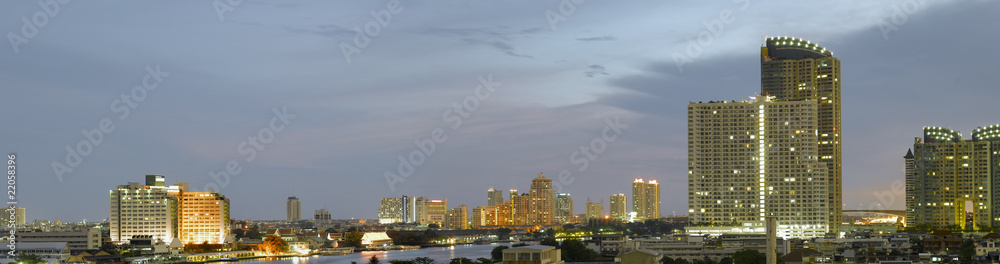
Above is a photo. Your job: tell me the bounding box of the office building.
[315,209,331,221]
[556,193,573,223]
[761,37,842,230]
[632,179,661,220]
[529,173,556,225]
[287,197,300,222]
[610,194,627,220]
[687,96,829,238]
[906,125,1000,229]
[489,188,504,207]
[110,175,230,244]
[378,197,404,224]
[404,196,429,223]
[427,199,448,225]
[444,205,468,230]
[586,201,602,220]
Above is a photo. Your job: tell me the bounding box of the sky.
[2,0,998,222]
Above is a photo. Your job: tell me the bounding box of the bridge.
[844,210,905,216]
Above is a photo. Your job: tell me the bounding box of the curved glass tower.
[761,37,842,233]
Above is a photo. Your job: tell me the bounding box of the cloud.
[584,64,609,77]
[576,36,617,41]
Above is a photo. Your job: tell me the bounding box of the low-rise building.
[502,245,563,264]
[17,228,101,251]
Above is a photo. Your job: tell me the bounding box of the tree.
[732,249,766,264]
[428,223,440,229]
[449,258,474,264]
[369,255,381,264]
[258,236,288,255]
[719,257,734,264]
[563,224,575,230]
[388,260,415,264]
[491,246,509,261]
[540,237,559,248]
[960,239,976,264]
[476,257,493,264]
[496,228,512,240]
[15,254,46,264]
[559,239,601,262]
[413,257,436,264]
[345,231,364,248]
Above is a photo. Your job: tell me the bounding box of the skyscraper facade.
[906,125,1000,229]
[315,209,331,221]
[761,36,842,230]
[631,179,660,220]
[610,194,627,220]
[488,188,504,207]
[287,197,300,222]
[556,193,573,223]
[688,96,829,238]
[529,173,556,225]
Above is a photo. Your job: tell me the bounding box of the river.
[222,243,513,264]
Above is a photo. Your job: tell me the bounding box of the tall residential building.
[529,173,556,225]
[444,205,468,230]
[610,194,627,220]
[632,179,660,220]
[586,201,602,219]
[427,199,448,225]
[178,188,231,244]
[556,193,574,223]
[110,175,230,244]
[287,197,301,222]
[488,188,504,207]
[511,193,530,225]
[906,125,1000,229]
[378,197,404,224]
[688,96,829,238]
[761,36,842,230]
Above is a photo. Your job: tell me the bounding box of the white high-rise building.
[687,96,829,238]
[110,175,230,244]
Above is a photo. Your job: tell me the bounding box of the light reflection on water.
[217,243,511,264]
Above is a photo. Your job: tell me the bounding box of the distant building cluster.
[378,196,449,225]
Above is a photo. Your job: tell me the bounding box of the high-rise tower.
[529,173,556,225]
[688,96,829,238]
[906,125,1000,229]
[610,194,627,220]
[632,178,660,220]
[761,37,842,231]
[488,188,504,207]
[287,197,301,222]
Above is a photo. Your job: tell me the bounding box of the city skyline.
[4,1,999,221]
